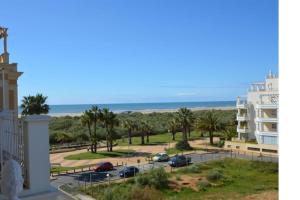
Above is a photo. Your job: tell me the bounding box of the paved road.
[51,151,278,193]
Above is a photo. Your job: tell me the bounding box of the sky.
[1,0,278,105]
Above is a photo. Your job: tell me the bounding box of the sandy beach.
[48,106,236,117]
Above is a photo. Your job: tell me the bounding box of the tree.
[21,93,49,115]
[196,110,224,145]
[81,106,101,153]
[176,108,194,142]
[168,118,178,141]
[144,122,152,143]
[101,108,119,152]
[222,126,237,141]
[122,119,137,145]
[55,132,73,144]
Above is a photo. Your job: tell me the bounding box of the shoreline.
[48,106,236,117]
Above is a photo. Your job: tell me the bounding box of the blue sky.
[1,0,278,105]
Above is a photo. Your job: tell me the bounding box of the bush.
[179,164,201,173]
[175,174,182,181]
[206,170,223,181]
[175,140,193,150]
[217,140,225,147]
[135,174,150,187]
[148,167,169,189]
[95,185,131,200]
[130,186,164,200]
[197,180,211,191]
[135,167,169,189]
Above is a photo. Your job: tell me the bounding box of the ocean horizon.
[19,101,236,116]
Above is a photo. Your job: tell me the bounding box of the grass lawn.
[116,131,208,146]
[82,158,278,200]
[50,165,90,173]
[165,147,201,155]
[64,149,135,160]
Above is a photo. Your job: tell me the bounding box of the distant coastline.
[19,101,236,117]
[48,106,236,117]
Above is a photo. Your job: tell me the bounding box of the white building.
[236,71,278,145]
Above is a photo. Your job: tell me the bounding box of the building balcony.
[255,130,278,137]
[236,97,247,109]
[236,114,249,121]
[255,117,278,123]
[237,127,249,133]
[256,104,278,109]
[236,102,247,109]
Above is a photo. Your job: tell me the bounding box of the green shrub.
[175,174,182,181]
[197,180,211,191]
[135,167,169,189]
[148,167,169,189]
[206,170,223,181]
[130,186,164,200]
[217,140,225,147]
[96,184,131,200]
[179,164,201,173]
[135,174,150,187]
[175,140,193,150]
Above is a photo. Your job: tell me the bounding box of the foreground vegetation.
[82,158,278,200]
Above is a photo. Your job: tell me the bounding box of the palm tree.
[101,108,119,152]
[81,107,101,153]
[137,121,150,145]
[122,119,136,145]
[196,110,224,145]
[21,93,49,115]
[176,108,194,142]
[168,118,178,141]
[144,122,152,143]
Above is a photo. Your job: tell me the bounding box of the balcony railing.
[236,97,247,109]
[248,82,266,92]
[236,114,249,121]
[255,130,278,136]
[237,127,249,133]
[255,117,278,123]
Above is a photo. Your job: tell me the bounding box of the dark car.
[119,166,139,177]
[168,155,191,167]
[94,162,114,172]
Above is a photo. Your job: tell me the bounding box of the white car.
[153,153,170,162]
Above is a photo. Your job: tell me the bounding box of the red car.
[94,162,114,172]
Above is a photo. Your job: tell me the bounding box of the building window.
[271,124,277,130]
[271,110,277,117]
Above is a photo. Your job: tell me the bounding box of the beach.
[48,106,236,117]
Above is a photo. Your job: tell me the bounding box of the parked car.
[94,162,114,172]
[152,152,170,162]
[119,166,139,177]
[168,155,191,167]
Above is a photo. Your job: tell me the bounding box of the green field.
[165,147,202,155]
[116,131,206,146]
[82,158,278,200]
[50,165,90,173]
[64,149,135,160]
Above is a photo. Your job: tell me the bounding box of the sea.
[18,101,235,116]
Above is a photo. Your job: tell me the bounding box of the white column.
[23,115,51,194]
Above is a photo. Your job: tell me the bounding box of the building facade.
[0,27,22,112]
[0,27,54,199]
[236,71,278,145]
